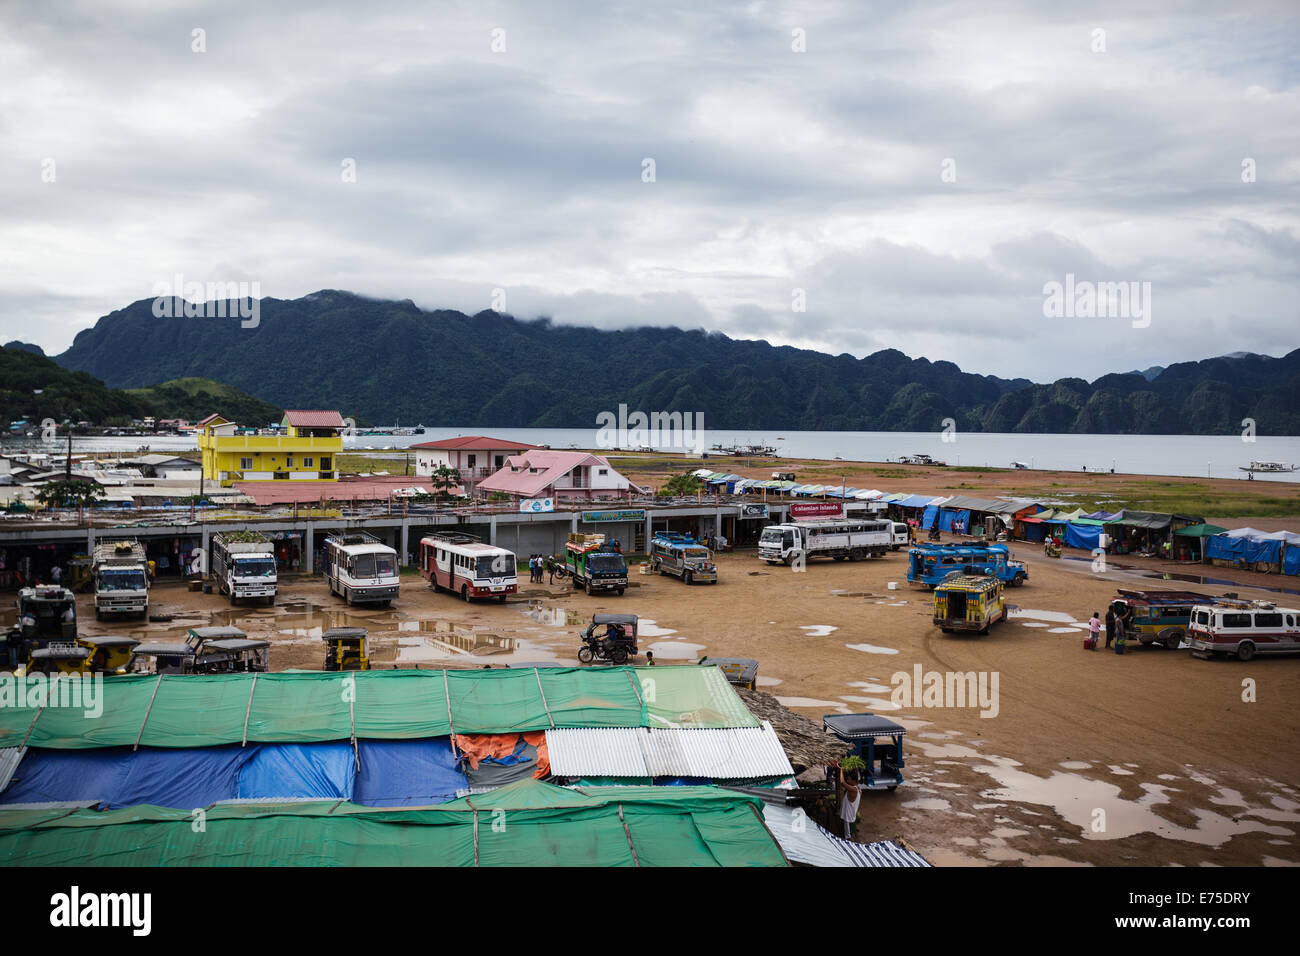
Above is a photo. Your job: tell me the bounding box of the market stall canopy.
[1175,523,1229,537]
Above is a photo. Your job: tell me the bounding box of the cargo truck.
[758,518,892,565]
[211,531,278,605]
[92,540,150,619]
[563,533,629,595]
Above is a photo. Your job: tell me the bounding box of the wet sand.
[70,539,1300,867]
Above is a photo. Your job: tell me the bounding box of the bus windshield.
[475,556,514,579]
[351,553,397,578]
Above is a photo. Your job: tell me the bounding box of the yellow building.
[198,410,345,486]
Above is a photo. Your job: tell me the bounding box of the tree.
[659,472,704,496]
[35,479,107,511]
[428,465,461,500]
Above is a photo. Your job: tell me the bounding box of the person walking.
[545,554,555,584]
[1088,612,1101,650]
[1104,606,1116,649]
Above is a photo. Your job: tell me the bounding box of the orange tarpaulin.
[454,731,550,778]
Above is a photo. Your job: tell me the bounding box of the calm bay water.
[12,429,1298,483]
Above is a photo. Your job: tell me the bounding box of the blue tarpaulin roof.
[2,740,470,810]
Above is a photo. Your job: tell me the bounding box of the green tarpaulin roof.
[0,666,759,750]
[0,779,787,867]
[1174,523,1229,537]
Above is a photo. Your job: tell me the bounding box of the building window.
[240,457,253,469]
[304,457,313,468]
[599,469,608,475]
[320,457,331,470]
[286,456,294,467]
[468,454,477,468]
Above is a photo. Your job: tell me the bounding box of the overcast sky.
[2,0,1297,381]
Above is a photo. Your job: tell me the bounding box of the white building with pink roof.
[476,450,635,501]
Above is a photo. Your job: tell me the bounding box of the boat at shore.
[1241,460,1298,474]
[897,454,947,466]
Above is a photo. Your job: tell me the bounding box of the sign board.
[790,502,844,520]
[582,509,647,523]
[738,503,770,519]
[519,497,554,514]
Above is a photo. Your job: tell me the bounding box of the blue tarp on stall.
[237,742,355,801]
[921,505,939,529]
[1285,548,1300,576]
[937,509,971,533]
[1064,523,1103,551]
[352,739,467,807]
[0,745,251,809]
[897,495,934,509]
[1205,536,1281,565]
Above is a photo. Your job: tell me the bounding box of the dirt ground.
[65,531,1300,868]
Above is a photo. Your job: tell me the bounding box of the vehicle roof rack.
[426,531,482,545]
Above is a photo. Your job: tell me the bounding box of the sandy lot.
[69,535,1300,867]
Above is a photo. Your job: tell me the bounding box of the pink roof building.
[476,450,634,500]
[411,435,542,482]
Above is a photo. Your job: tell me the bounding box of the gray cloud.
[0,0,1296,383]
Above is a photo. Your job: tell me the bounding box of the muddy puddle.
[895,715,1300,861]
[1058,556,1300,598]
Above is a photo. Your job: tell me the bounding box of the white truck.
[92,539,150,620]
[759,518,893,565]
[211,531,278,605]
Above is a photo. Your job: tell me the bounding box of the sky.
[2,0,1297,381]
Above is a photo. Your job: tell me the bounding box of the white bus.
[418,532,517,602]
[323,532,400,606]
[1186,601,1300,661]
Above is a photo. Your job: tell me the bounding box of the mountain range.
[41,290,1300,434]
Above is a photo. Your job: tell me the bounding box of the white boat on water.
[1240,460,1298,474]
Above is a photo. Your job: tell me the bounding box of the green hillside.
[127,378,282,426]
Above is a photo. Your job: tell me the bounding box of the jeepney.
[933,574,1006,634]
[649,532,718,585]
[1109,589,1221,650]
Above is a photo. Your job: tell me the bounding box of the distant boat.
[1240,460,1298,474]
[1011,461,1029,470]
[898,454,947,466]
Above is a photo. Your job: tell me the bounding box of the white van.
[890,522,910,550]
[1186,602,1300,661]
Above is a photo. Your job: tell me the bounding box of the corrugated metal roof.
[546,723,794,780]
[835,837,931,867]
[546,727,650,778]
[762,804,853,867]
[0,747,25,794]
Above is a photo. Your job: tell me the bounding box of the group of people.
[1087,604,1135,649]
[527,553,555,584]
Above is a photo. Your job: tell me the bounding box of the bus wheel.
[616,588,625,596]
[498,594,507,603]
[461,585,470,602]
[1013,573,1025,587]
[684,571,693,585]
[1236,641,1256,662]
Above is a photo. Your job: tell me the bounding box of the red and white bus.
[1186,601,1300,661]
[419,532,518,602]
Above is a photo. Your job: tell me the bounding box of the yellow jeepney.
[933,574,1005,635]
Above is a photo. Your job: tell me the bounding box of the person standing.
[1088,612,1101,650]
[51,564,62,586]
[545,554,555,584]
[838,761,862,840]
[1104,606,1116,649]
